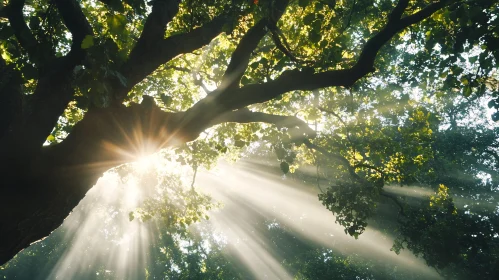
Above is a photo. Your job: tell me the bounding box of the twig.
[380,191,407,217]
[191,165,198,189]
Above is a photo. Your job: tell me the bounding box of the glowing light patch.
[134,154,157,173]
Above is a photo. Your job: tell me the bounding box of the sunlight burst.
[135,154,156,173]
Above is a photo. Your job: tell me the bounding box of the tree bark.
[0,0,452,265]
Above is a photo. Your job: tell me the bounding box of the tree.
[0,0,498,269]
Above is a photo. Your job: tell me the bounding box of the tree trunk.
[0,101,190,265]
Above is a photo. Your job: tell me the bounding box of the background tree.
[0,0,498,275]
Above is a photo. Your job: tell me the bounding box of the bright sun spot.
[135,154,157,173]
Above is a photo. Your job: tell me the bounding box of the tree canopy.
[1,0,499,278]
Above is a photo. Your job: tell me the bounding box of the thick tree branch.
[125,0,181,83]
[219,0,289,90]
[1,1,96,158]
[211,109,315,139]
[180,68,355,137]
[0,0,456,267]
[117,14,230,101]
[5,0,40,64]
[0,58,23,138]
[219,20,269,90]
[354,0,450,75]
[389,0,410,22]
[181,0,451,136]
[53,0,93,48]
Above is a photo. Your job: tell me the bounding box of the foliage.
[392,185,499,279]
[290,249,375,280]
[2,0,499,277]
[319,180,381,238]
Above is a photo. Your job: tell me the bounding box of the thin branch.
[380,191,407,217]
[207,109,366,185]
[318,107,348,127]
[354,163,386,176]
[191,165,198,189]
[210,109,316,139]
[303,139,362,182]
[269,27,300,63]
[339,0,357,34]
[315,155,325,193]
[484,150,499,166]
[193,76,212,94]
[165,65,192,72]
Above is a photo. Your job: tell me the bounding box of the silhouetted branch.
[339,0,357,34]
[125,0,181,76]
[211,108,316,139]
[318,107,348,127]
[118,14,230,100]
[380,191,407,217]
[354,163,386,176]
[53,0,93,48]
[189,0,450,123]
[219,0,289,90]
[5,0,40,64]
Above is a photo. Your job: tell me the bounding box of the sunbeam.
[44,173,152,280]
[0,156,473,279]
[197,160,443,279]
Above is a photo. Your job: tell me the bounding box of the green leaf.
[463,86,472,97]
[493,112,499,122]
[460,76,468,85]
[280,162,289,174]
[298,0,308,8]
[488,100,495,108]
[107,14,127,34]
[81,35,94,49]
[308,30,321,43]
[303,14,315,25]
[315,2,324,11]
[235,139,246,148]
[161,94,172,106]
